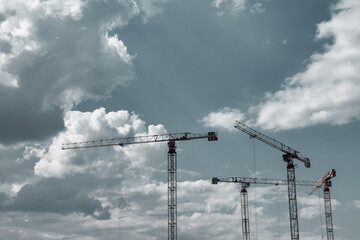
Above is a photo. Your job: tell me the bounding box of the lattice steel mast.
[308,169,336,240]
[62,131,218,240]
[234,120,311,240]
[212,176,316,240]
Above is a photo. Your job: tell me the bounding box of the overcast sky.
[0,0,359,239]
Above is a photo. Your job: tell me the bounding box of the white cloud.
[200,107,245,131]
[250,0,360,130]
[0,0,171,144]
[34,107,166,178]
[349,200,360,209]
[298,194,340,220]
[212,0,247,15]
[138,0,170,23]
[250,3,265,14]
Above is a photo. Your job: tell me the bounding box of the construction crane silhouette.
[308,169,336,240]
[62,131,218,240]
[212,176,317,240]
[234,120,311,240]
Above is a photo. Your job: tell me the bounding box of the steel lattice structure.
[62,131,218,240]
[240,183,250,240]
[286,161,299,240]
[168,140,177,240]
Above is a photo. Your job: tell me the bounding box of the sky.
[0,0,359,239]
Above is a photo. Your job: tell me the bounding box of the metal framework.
[308,169,336,240]
[234,120,311,240]
[62,131,218,240]
[211,177,316,186]
[212,176,316,240]
[240,182,250,240]
[168,140,177,240]
[286,160,299,240]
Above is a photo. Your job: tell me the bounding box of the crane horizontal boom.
[211,176,316,186]
[234,120,310,168]
[308,169,336,195]
[62,132,218,150]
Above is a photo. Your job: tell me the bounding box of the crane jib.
[234,120,311,168]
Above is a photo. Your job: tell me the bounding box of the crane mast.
[212,176,316,240]
[62,131,218,240]
[308,169,336,240]
[234,120,311,240]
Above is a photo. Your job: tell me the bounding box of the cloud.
[0,107,169,227]
[138,0,171,22]
[0,176,110,220]
[34,107,166,178]
[199,107,245,131]
[298,194,340,220]
[249,0,360,130]
[349,200,360,209]
[211,0,247,15]
[250,3,265,14]
[0,0,170,145]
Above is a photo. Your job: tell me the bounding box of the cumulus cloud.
[34,107,166,178]
[0,0,170,144]
[250,0,360,130]
[0,107,170,236]
[199,107,245,131]
[0,0,136,144]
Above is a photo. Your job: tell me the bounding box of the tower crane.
[212,176,317,240]
[308,169,336,240]
[62,131,218,240]
[234,120,311,240]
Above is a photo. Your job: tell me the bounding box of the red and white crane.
[62,131,218,240]
[308,169,336,240]
[234,120,311,240]
[212,176,317,240]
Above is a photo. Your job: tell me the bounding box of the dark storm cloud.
[0,176,110,220]
[0,1,137,145]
